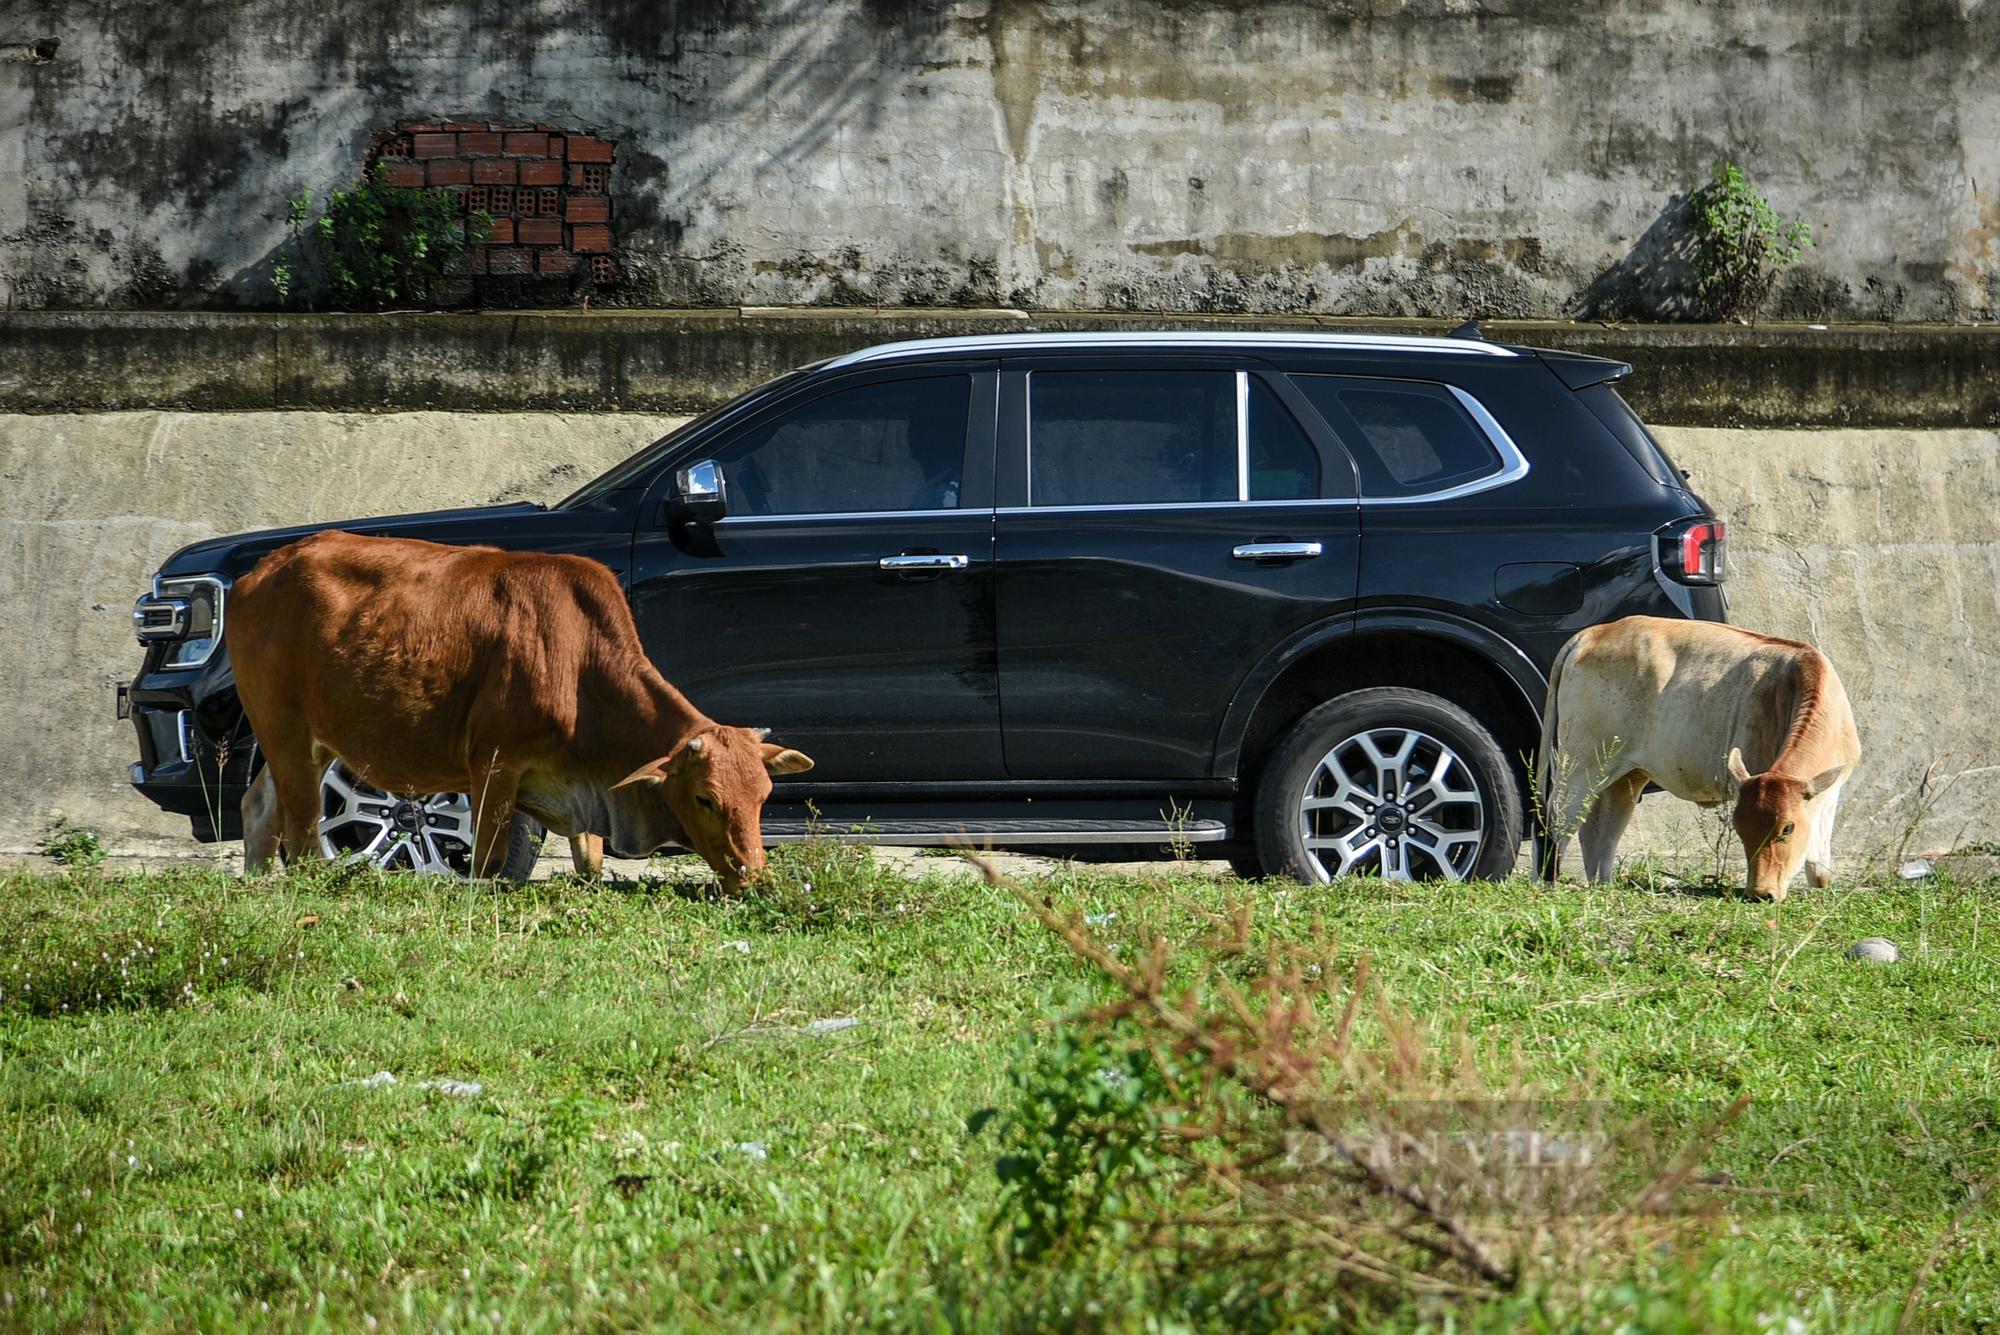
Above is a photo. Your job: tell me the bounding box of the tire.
[317,758,546,880]
[1251,688,1522,883]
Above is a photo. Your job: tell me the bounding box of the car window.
[1247,377,1321,500]
[1289,376,1499,498]
[1029,370,1236,506]
[711,375,971,516]
[557,366,816,507]
[1575,383,1683,488]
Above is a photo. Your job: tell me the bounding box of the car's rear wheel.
[1252,688,1521,883]
[317,758,544,879]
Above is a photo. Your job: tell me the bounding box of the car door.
[627,364,1004,781]
[993,356,1361,780]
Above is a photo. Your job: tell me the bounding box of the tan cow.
[227,531,812,889]
[1538,616,1860,899]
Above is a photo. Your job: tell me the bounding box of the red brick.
[516,217,563,246]
[505,133,548,157]
[435,277,477,306]
[440,122,485,133]
[405,123,444,133]
[547,137,566,160]
[427,160,471,186]
[413,132,457,159]
[459,131,504,156]
[486,185,514,215]
[565,195,609,223]
[467,247,489,274]
[572,163,609,192]
[568,224,612,253]
[483,217,514,245]
[567,136,614,163]
[539,249,578,274]
[518,159,563,186]
[381,163,425,188]
[535,188,560,215]
[488,248,532,276]
[473,159,516,185]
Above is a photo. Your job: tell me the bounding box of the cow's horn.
[752,727,772,741]
[685,734,705,754]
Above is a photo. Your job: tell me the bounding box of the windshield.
[557,366,820,508]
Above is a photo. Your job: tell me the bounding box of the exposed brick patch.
[367,121,617,304]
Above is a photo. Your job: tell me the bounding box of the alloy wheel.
[318,759,477,875]
[1297,726,1486,882]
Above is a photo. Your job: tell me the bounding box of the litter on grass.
[1899,859,1933,880]
[1847,937,1900,964]
[805,1017,860,1035]
[335,1071,482,1096]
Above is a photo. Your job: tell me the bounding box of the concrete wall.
[2,410,1995,867]
[3,1,1999,320]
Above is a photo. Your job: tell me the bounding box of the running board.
[760,817,1229,847]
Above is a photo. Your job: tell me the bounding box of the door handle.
[1232,542,1322,561]
[879,554,970,571]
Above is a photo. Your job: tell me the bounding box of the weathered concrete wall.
[8,312,2000,428]
[2,411,1995,867]
[2,2,1998,319]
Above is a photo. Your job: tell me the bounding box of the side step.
[761,817,1229,847]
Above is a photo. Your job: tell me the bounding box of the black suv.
[125,330,1725,881]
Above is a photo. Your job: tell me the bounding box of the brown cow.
[1538,616,1860,900]
[226,531,812,889]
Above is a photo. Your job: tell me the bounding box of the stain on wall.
[0,0,1996,317]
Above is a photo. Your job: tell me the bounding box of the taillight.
[1658,518,1727,585]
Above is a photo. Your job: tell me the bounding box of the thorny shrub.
[971,858,1747,1317]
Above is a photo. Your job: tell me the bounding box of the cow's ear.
[761,744,814,775]
[1726,748,1752,789]
[612,757,673,789]
[1805,762,1850,798]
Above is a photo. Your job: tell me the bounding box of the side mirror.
[668,460,728,525]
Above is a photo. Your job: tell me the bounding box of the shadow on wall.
[1577,194,1702,321]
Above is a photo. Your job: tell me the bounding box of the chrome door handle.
[879,554,970,571]
[1232,542,1322,560]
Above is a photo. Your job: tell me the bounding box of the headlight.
[133,574,228,669]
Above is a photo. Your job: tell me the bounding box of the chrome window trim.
[713,506,977,525]
[1348,384,1531,507]
[1234,370,1251,501]
[996,496,1351,516]
[825,331,1520,370]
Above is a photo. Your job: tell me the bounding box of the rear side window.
[1247,378,1321,500]
[1289,376,1499,498]
[1576,384,1683,488]
[1029,370,1236,506]
[711,375,971,516]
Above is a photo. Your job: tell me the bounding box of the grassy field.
[2,844,1997,1333]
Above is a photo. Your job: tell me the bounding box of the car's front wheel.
[317,758,545,879]
[1252,688,1521,883]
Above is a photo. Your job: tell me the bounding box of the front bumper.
[126,643,257,842]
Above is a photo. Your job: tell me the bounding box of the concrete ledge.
[4,310,2000,426]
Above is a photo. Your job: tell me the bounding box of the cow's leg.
[569,833,604,878]
[262,731,325,868]
[1804,783,1844,888]
[1577,771,1648,884]
[241,764,281,875]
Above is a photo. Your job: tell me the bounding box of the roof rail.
[824,330,1521,369]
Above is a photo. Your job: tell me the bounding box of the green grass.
[1,851,1996,1332]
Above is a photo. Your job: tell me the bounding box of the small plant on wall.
[273,165,491,310]
[1688,159,1813,323]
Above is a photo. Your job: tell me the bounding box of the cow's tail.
[1534,634,1585,882]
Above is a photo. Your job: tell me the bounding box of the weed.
[35,816,104,871]
[1690,159,1813,323]
[273,165,492,311]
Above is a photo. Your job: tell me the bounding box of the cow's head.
[1726,747,1848,901]
[612,727,814,893]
